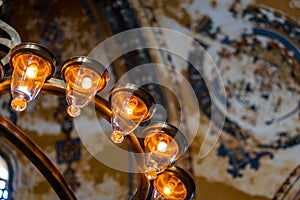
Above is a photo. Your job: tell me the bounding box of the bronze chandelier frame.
[0,19,196,200]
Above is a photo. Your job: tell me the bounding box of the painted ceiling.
[135,0,300,199]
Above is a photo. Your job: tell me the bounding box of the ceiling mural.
[132,0,300,199]
[0,0,300,199]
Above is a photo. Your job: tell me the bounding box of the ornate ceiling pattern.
[132,0,300,199]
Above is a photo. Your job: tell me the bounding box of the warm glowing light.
[157,141,168,153]
[11,96,27,112]
[25,64,38,79]
[11,86,30,112]
[163,186,171,195]
[9,43,56,112]
[145,168,158,180]
[125,106,134,115]
[153,172,190,200]
[62,57,109,118]
[17,86,30,95]
[111,131,124,143]
[143,124,184,180]
[81,76,92,89]
[67,105,81,117]
[109,83,155,145]
[124,98,138,115]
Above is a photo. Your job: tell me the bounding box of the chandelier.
[0,19,195,199]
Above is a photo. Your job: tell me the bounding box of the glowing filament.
[25,64,38,79]
[81,76,92,89]
[125,98,138,115]
[163,186,172,195]
[162,178,179,197]
[157,141,168,153]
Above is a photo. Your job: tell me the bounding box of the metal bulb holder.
[0,20,197,199]
[152,166,195,200]
[61,56,110,117]
[109,83,156,143]
[9,42,57,112]
[142,122,188,180]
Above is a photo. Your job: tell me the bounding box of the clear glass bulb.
[64,67,102,117]
[110,93,147,143]
[109,84,155,143]
[152,173,187,200]
[144,133,178,180]
[62,57,109,118]
[25,64,38,79]
[10,54,52,112]
[142,123,188,181]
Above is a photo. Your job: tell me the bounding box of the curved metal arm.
[125,134,150,200]
[0,114,78,200]
[0,19,21,78]
[0,78,150,200]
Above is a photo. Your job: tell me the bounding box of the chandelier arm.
[131,173,150,200]
[42,83,151,199]
[0,79,10,94]
[0,78,150,199]
[125,134,150,200]
[125,133,145,160]
[0,114,78,200]
[0,19,21,78]
[42,81,151,199]
[94,94,113,122]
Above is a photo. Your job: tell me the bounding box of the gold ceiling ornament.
[0,20,195,200]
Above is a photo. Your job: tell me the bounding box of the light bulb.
[142,122,187,180]
[164,186,172,195]
[152,166,195,200]
[109,83,155,143]
[163,187,171,195]
[110,95,145,143]
[81,76,92,89]
[124,98,138,115]
[153,177,182,199]
[144,140,169,179]
[25,64,38,79]
[62,56,109,118]
[157,140,168,153]
[9,43,57,112]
